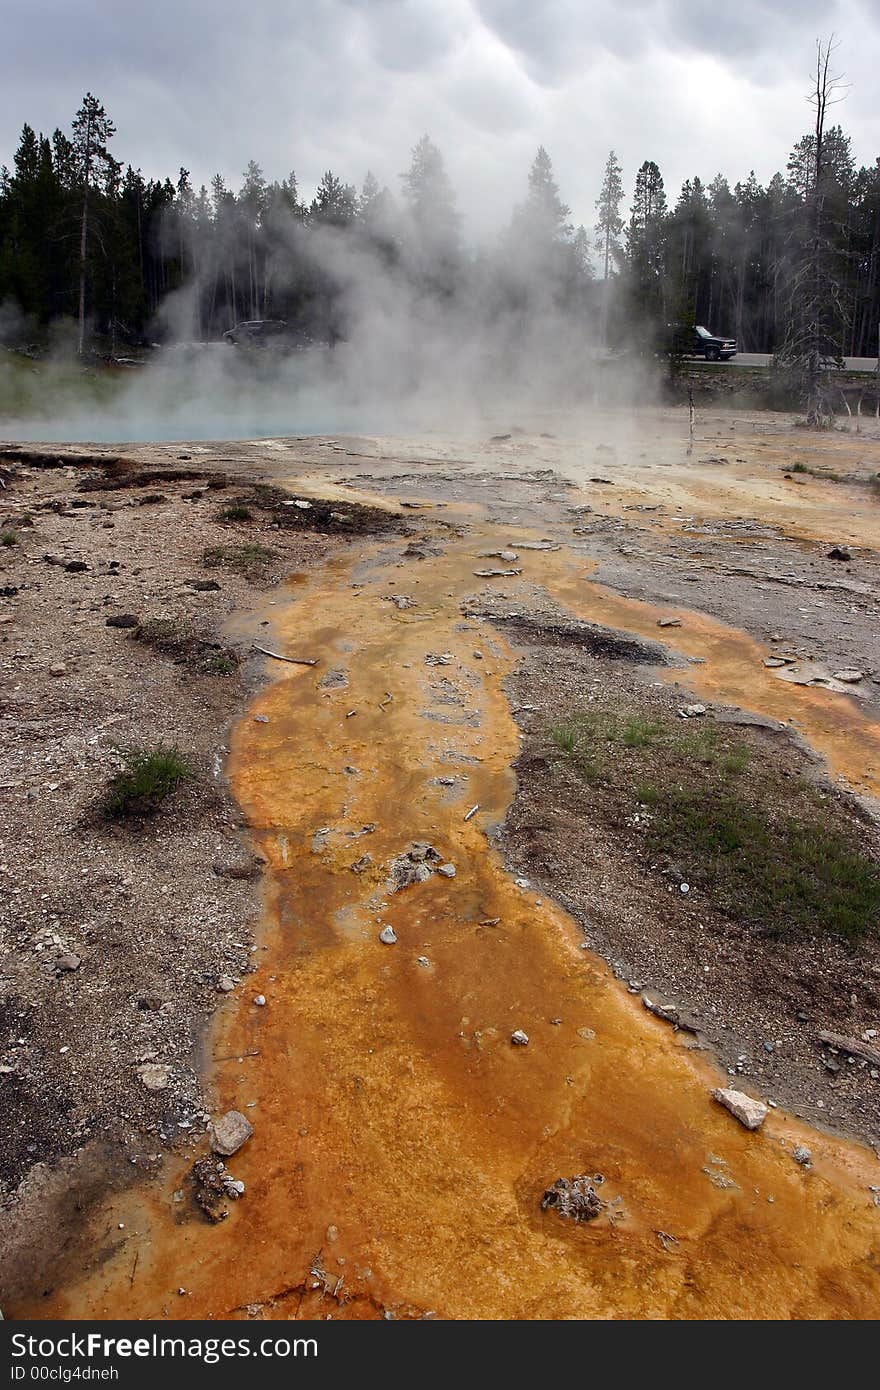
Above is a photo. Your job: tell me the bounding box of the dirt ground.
[0,443,398,1301]
[1,405,879,1318]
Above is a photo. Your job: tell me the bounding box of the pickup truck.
[691,325,737,361]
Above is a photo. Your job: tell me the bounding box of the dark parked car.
[690,324,737,361]
[222,319,292,348]
[668,324,737,360]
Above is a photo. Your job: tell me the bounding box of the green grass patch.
[1,530,19,546]
[102,744,191,819]
[547,705,879,942]
[203,652,238,675]
[786,461,843,481]
[220,503,253,522]
[203,542,276,575]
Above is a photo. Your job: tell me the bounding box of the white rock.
[379,926,397,945]
[210,1109,254,1156]
[712,1087,768,1130]
[511,1029,529,1046]
[832,669,863,683]
[137,1063,171,1092]
[438,863,456,878]
[253,994,266,1007]
[217,975,235,993]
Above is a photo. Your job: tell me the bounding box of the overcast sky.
[3,0,879,242]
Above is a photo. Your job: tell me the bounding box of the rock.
[657,617,681,628]
[793,1145,812,1166]
[216,975,236,993]
[511,1029,529,1046]
[712,1086,768,1130]
[191,579,220,591]
[763,656,787,668]
[138,1063,171,1092]
[379,926,398,945]
[388,842,441,891]
[831,669,863,683]
[319,667,349,690]
[210,1110,254,1156]
[54,952,81,973]
[680,704,706,718]
[64,560,89,573]
[827,546,851,561]
[105,614,139,629]
[49,663,66,677]
[253,994,266,1007]
[541,1175,605,1223]
[253,714,269,723]
[351,854,373,873]
[213,856,263,881]
[416,955,430,967]
[437,863,456,878]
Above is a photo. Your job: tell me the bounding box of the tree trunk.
[77,184,89,354]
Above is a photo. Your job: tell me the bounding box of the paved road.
[711,352,879,373]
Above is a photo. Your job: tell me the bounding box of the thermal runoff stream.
[24,475,880,1321]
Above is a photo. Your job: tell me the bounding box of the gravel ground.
[0,444,379,1302]
[496,620,880,1149]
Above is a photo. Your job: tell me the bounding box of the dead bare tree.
[777,38,850,426]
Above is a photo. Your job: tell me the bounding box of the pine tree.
[594,150,624,280]
[70,93,115,352]
[400,135,460,289]
[626,160,668,333]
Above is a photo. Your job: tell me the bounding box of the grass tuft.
[203,542,276,576]
[103,744,191,819]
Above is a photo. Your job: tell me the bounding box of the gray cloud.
[2,0,878,240]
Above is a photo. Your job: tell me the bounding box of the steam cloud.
[0,191,655,445]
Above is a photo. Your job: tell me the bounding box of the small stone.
[55,952,81,972]
[138,1063,171,1092]
[64,560,89,573]
[217,975,235,993]
[657,617,681,628]
[105,614,139,629]
[712,1086,768,1130]
[511,1029,529,1046]
[253,714,269,723]
[192,579,221,591]
[253,994,266,1007]
[831,669,863,683]
[416,955,430,967]
[210,1110,254,1156]
[763,656,787,668]
[437,863,456,878]
[379,926,397,945]
[827,546,851,561]
[49,662,67,677]
[681,704,705,718]
[793,1145,812,1166]
[514,877,531,889]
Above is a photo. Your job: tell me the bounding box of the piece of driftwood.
[463,804,480,822]
[817,1030,880,1068]
[253,644,317,666]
